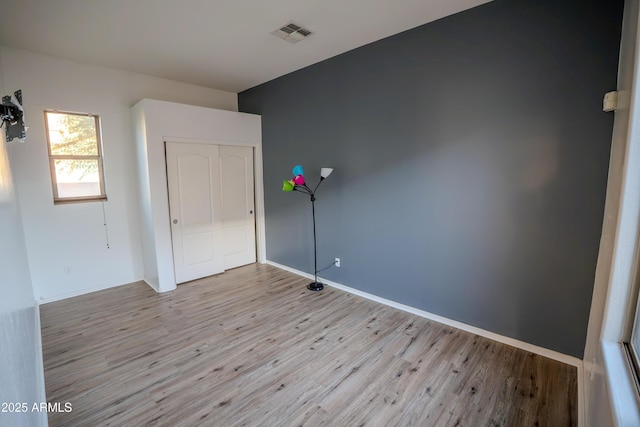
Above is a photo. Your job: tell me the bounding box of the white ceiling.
[0,0,492,93]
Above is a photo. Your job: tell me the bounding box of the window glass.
[44,111,106,203]
[53,159,101,198]
[46,113,98,155]
[630,299,640,368]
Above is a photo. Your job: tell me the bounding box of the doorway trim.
[165,137,266,268]
[131,99,263,293]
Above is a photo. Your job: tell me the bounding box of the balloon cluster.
[282,165,307,192]
[282,165,333,201]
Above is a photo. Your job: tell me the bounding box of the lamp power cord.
[316,259,339,274]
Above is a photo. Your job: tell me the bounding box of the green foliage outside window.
[45,110,106,202]
[47,113,100,179]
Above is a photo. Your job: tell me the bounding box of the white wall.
[0,51,47,426]
[131,99,263,291]
[0,47,238,301]
[583,0,640,425]
[0,132,35,314]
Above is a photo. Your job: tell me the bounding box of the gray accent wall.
[239,0,624,358]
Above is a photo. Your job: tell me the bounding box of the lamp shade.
[292,165,304,177]
[320,168,333,179]
[282,179,295,192]
[293,174,305,185]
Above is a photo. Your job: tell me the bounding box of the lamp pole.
[282,166,333,292]
[308,193,322,290]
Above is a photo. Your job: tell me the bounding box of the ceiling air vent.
[271,21,313,44]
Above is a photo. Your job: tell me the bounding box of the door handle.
[173,219,178,224]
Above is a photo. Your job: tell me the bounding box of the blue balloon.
[292,165,304,176]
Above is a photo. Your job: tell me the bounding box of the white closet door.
[219,145,256,269]
[166,142,224,284]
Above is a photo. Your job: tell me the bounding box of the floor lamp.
[283,165,333,291]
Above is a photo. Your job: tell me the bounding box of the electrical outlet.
[335,257,341,268]
[64,266,72,276]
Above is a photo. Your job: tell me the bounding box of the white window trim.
[44,110,107,204]
[602,342,640,425]
[600,3,640,421]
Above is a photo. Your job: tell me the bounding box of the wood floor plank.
[40,263,577,426]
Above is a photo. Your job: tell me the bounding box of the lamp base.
[307,282,324,291]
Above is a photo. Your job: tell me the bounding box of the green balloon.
[282,179,294,192]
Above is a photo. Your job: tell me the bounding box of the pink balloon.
[293,174,305,185]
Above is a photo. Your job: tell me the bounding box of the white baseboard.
[36,280,143,305]
[267,260,581,366]
[267,260,585,425]
[33,304,47,424]
[143,278,161,293]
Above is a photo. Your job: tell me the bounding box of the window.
[627,302,640,392]
[44,111,107,203]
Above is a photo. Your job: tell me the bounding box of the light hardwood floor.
[40,263,577,426]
